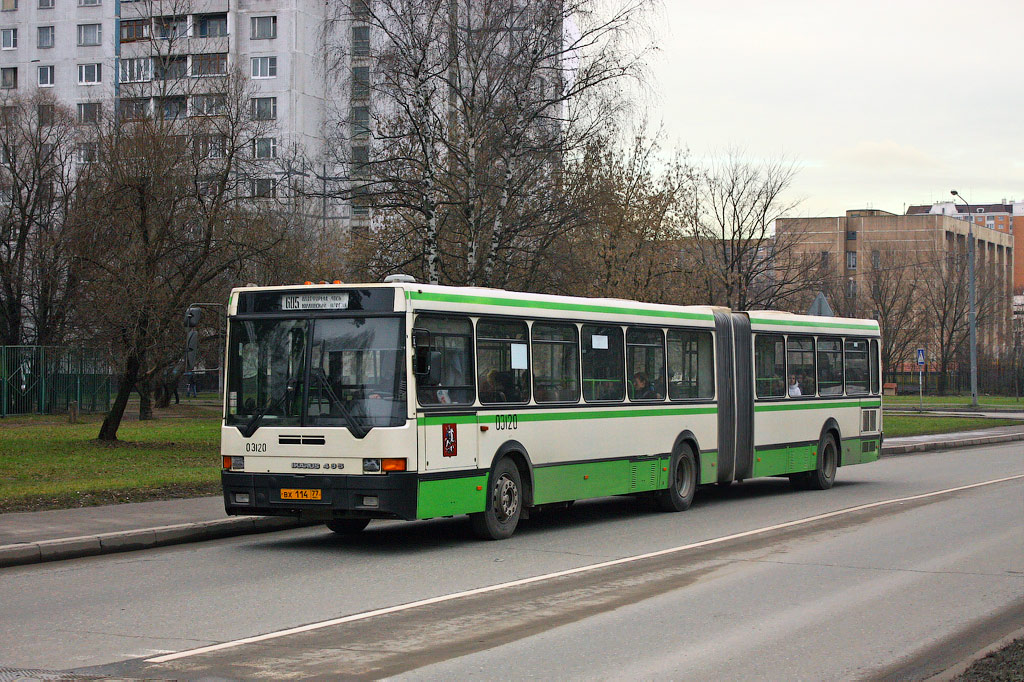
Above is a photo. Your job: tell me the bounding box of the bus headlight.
[363,458,381,473]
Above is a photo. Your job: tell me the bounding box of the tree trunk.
[98,355,141,441]
[137,374,154,420]
[154,382,171,409]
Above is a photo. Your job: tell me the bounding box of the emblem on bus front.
[442,424,457,457]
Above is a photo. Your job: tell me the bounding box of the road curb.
[0,516,317,569]
[881,430,1024,456]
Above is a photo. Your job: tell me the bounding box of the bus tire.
[471,457,522,540]
[326,518,371,534]
[804,432,838,490]
[656,444,697,512]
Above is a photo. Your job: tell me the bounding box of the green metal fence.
[1,346,112,417]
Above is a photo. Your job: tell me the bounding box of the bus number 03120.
[494,414,518,430]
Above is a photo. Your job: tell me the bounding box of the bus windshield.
[225,316,406,433]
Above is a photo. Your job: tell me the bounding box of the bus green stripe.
[749,317,879,331]
[755,399,880,412]
[408,291,715,321]
[418,405,718,426]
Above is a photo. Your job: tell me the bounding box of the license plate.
[281,488,322,501]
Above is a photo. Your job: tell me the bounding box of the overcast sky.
[647,0,1024,216]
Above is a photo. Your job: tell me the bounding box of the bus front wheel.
[471,457,522,540]
[656,444,697,512]
[326,518,371,535]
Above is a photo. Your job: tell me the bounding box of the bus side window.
[582,325,624,402]
[626,327,665,401]
[753,333,785,398]
[667,329,714,400]
[870,339,880,395]
[415,315,475,406]
[844,338,870,395]
[787,336,816,397]
[817,338,843,395]
[532,322,579,404]
[477,319,530,404]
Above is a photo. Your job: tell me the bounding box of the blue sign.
[917,348,926,366]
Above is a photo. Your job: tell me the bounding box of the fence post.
[76,350,82,410]
[1,346,6,418]
[37,347,45,414]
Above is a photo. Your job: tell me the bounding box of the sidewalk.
[3,426,1024,569]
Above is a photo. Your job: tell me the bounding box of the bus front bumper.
[222,471,418,521]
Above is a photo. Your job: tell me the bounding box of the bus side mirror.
[414,346,442,385]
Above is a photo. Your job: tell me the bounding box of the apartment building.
[0,0,369,227]
[777,208,1014,358]
[907,200,1024,294]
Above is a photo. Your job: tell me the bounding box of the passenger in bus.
[632,372,659,400]
[479,369,506,403]
[788,375,802,397]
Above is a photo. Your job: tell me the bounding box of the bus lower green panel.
[416,475,487,519]
[842,436,880,466]
[751,443,816,478]
[533,458,669,505]
[699,451,718,484]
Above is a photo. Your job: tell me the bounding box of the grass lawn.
[0,410,222,512]
[884,395,1024,407]
[883,414,1024,438]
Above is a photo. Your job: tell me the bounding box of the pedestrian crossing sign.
[917,348,925,366]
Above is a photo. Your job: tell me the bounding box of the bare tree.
[686,151,819,310]
[72,69,290,439]
[0,93,80,346]
[322,0,653,287]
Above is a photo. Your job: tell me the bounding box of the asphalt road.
[1,443,1021,680]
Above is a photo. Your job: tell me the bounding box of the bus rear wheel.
[326,518,371,534]
[656,444,697,512]
[471,458,522,540]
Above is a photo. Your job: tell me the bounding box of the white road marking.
[146,474,1024,664]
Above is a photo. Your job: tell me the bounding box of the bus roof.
[228,282,879,335]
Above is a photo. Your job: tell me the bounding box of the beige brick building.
[776,209,1014,372]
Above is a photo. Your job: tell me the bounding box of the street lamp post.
[951,190,978,408]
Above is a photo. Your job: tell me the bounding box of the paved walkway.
[2,426,1023,568]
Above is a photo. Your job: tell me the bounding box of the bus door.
[731,313,754,480]
[713,312,736,483]
[419,410,480,472]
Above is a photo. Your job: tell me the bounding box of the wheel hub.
[495,474,519,521]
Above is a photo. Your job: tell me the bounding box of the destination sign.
[281,293,350,310]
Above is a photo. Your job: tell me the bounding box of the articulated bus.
[221,279,883,540]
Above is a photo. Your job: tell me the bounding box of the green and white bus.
[221,279,883,540]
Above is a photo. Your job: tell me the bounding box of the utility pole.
[950,190,978,408]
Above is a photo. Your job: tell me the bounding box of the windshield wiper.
[311,368,369,439]
[238,380,297,438]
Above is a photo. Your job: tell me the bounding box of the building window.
[118,97,148,120]
[38,0,52,8]
[154,56,186,80]
[250,55,276,78]
[191,52,227,76]
[158,95,186,119]
[820,251,830,268]
[846,279,857,298]
[871,250,880,269]
[76,142,96,163]
[251,177,276,198]
[1,67,17,89]
[37,25,53,47]
[846,230,857,240]
[1,28,16,49]
[119,19,148,42]
[196,13,226,38]
[352,25,369,56]
[77,101,100,123]
[78,0,100,6]
[191,93,225,116]
[351,0,369,20]
[352,66,369,99]
[37,103,53,125]
[251,96,276,120]
[1,0,16,11]
[250,15,276,39]
[351,184,369,215]
[351,106,369,138]
[37,65,53,86]
[846,250,856,269]
[195,134,225,158]
[77,63,101,84]
[77,23,101,46]
[351,145,368,174]
[253,137,276,158]
[154,16,187,39]
[119,57,151,83]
